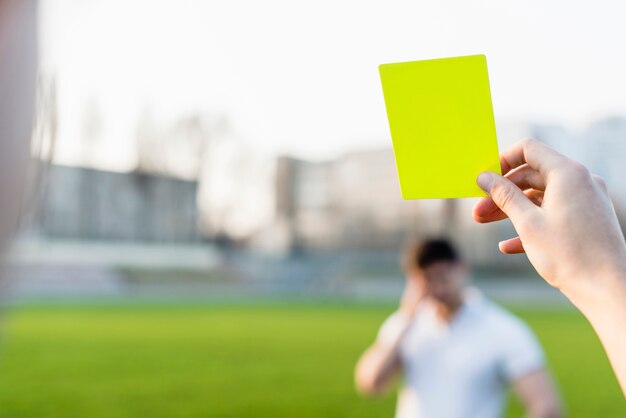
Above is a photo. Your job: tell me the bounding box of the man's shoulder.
[473,297,534,335]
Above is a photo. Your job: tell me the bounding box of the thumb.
[477,172,537,222]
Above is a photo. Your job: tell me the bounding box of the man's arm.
[474,138,626,395]
[355,279,424,396]
[513,369,564,418]
[354,333,404,396]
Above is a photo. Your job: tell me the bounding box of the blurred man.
[355,238,563,418]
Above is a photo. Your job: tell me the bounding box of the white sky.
[40,0,626,171]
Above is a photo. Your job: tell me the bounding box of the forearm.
[356,345,401,394]
[523,397,563,418]
[524,406,563,418]
[515,370,564,418]
[355,314,411,395]
[563,272,626,397]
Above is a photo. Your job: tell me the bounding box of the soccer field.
[0,301,623,417]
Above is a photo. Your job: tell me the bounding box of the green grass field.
[0,301,623,417]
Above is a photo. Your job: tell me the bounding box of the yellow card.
[379,54,501,199]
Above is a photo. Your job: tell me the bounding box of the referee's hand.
[473,138,626,300]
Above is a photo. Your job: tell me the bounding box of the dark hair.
[402,237,460,271]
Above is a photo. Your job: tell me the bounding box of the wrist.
[396,309,414,325]
[562,269,626,320]
[398,294,425,319]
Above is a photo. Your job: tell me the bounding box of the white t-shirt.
[377,290,545,418]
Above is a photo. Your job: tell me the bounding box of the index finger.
[500,138,568,176]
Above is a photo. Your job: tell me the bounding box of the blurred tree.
[441,199,458,237]
[135,110,224,180]
[80,97,103,166]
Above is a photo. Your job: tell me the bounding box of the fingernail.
[477,172,494,192]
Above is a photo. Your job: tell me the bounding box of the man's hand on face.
[399,275,428,319]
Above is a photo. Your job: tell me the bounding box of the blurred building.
[273,149,436,249]
[581,117,626,207]
[269,148,516,265]
[31,110,626,267]
[533,116,626,207]
[34,164,201,242]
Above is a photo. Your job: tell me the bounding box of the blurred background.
[1,0,625,417]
